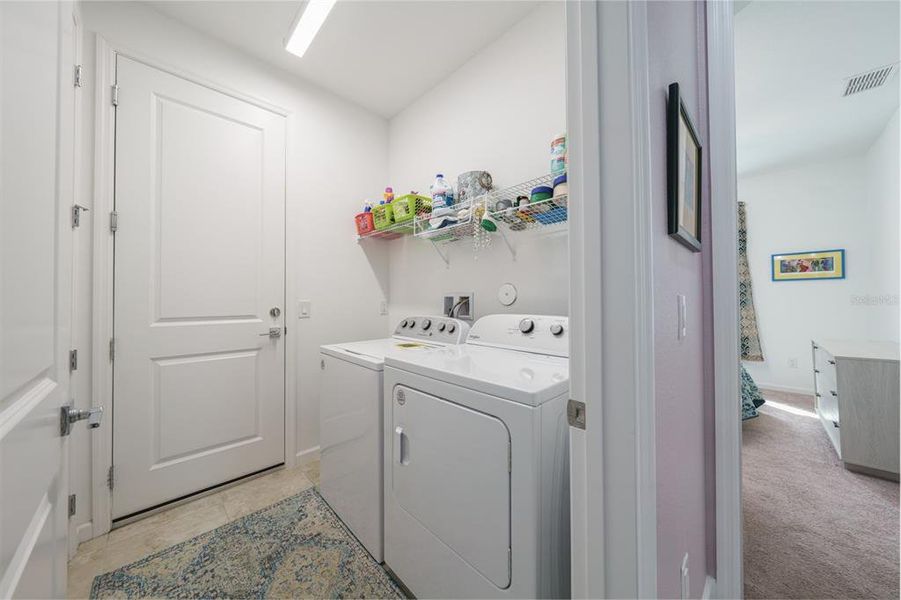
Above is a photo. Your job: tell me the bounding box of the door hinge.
[109,338,115,362]
[74,64,83,88]
[68,494,77,517]
[107,465,115,490]
[111,84,119,106]
[109,211,118,233]
[71,204,89,228]
[567,399,586,430]
[69,349,78,372]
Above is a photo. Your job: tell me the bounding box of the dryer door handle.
[395,426,409,465]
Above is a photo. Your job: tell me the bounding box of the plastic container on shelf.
[372,203,396,230]
[430,173,455,217]
[550,132,567,175]
[355,212,376,236]
[553,174,568,197]
[392,194,431,224]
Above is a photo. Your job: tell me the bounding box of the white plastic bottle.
[430,173,454,217]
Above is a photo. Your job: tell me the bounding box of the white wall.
[385,2,567,324]
[72,1,390,540]
[864,108,900,340]
[739,127,899,392]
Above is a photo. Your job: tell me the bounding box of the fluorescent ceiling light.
[285,0,337,58]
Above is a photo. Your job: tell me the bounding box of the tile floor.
[67,460,320,599]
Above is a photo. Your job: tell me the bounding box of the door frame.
[90,36,294,536]
[566,1,657,597]
[706,2,743,598]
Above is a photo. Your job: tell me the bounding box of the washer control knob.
[447,323,456,334]
[422,319,432,330]
[400,319,408,328]
[438,322,446,332]
[550,323,564,336]
[408,319,416,328]
[519,319,535,334]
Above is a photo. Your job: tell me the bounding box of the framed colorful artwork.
[667,82,703,252]
[771,249,845,281]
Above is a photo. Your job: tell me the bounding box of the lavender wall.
[647,2,715,598]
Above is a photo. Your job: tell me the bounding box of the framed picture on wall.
[667,82,703,252]
[771,249,846,281]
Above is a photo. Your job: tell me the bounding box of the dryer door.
[391,385,511,588]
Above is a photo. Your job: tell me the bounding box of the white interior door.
[0,1,76,597]
[112,56,287,519]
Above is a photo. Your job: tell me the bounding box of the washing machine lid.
[321,338,447,371]
[385,344,569,407]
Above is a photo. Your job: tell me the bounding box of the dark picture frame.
[666,82,703,252]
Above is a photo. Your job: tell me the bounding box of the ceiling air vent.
[843,63,898,97]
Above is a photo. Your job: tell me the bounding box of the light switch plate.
[677,294,687,340]
[297,300,311,319]
[379,300,388,316]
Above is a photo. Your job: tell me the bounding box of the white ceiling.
[735,1,900,176]
[146,0,542,118]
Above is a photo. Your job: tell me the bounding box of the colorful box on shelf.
[372,203,396,230]
[355,212,376,236]
[391,194,431,224]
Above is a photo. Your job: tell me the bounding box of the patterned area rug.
[91,488,403,599]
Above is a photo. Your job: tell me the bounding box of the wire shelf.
[413,198,480,243]
[490,194,568,232]
[356,220,413,241]
[356,194,432,242]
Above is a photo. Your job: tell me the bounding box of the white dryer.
[318,316,469,563]
[383,314,570,599]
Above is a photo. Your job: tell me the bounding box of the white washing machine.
[318,316,470,563]
[383,314,570,599]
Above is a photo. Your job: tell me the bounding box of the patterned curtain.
[739,202,764,361]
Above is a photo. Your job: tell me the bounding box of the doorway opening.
[734,2,899,597]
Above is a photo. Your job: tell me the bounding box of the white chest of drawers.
[812,339,900,480]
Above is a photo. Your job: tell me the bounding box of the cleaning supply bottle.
[550,132,567,175]
[430,173,454,217]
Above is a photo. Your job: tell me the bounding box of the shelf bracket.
[430,241,451,268]
[497,227,517,261]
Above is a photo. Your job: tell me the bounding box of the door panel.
[391,385,511,588]
[153,350,261,465]
[0,1,74,597]
[113,56,286,518]
[155,96,263,321]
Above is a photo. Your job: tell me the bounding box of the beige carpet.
[743,390,899,599]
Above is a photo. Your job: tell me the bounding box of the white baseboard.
[295,445,320,465]
[755,382,813,396]
[76,521,95,544]
[702,575,716,599]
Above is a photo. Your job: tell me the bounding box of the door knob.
[260,327,281,338]
[60,404,103,436]
[269,307,281,318]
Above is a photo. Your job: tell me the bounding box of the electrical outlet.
[788,357,798,369]
[680,553,690,600]
[443,293,474,320]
